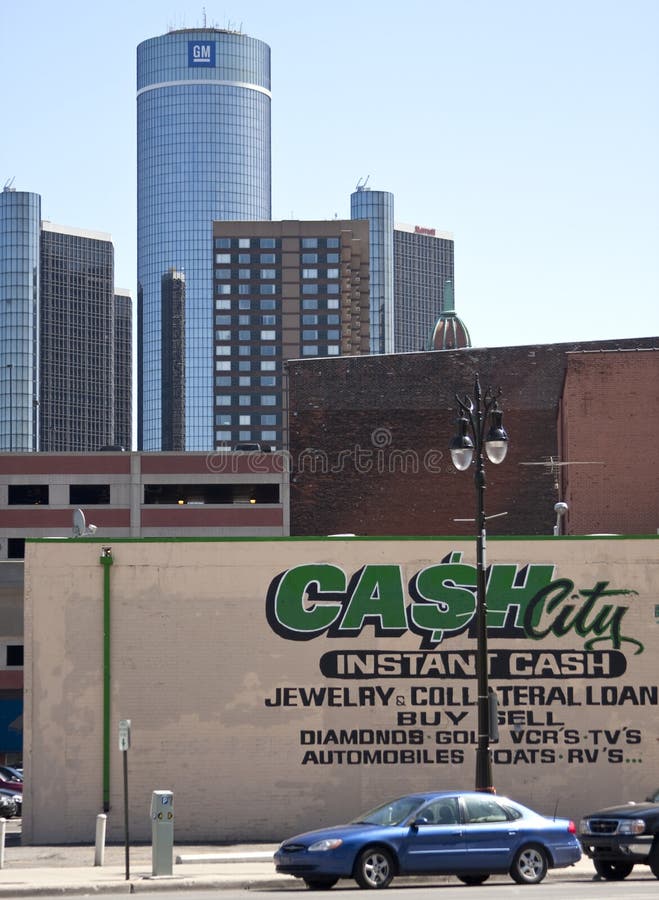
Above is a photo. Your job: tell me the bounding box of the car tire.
[593,859,634,880]
[304,879,339,890]
[354,847,395,889]
[647,840,659,879]
[510,844,548,884]
[457,873,490,885]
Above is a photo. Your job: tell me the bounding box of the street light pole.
[450,373,508,793]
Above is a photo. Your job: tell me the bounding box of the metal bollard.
[94,813,107,866]
[0,818,6,870]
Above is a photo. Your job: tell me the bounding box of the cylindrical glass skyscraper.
[0,188,40,451]
[350,186,394,354]
[137,28,271,450]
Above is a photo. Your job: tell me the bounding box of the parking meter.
[150,790,174,876]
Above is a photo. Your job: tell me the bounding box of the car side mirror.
[411,817,430,828]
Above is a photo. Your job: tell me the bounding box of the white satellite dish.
[72,508,97,537]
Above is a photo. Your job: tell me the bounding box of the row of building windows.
[216,329,278,341]
[4,482,283,506]
[215,298,278,310]
[215,361,277,372]
[216,345,338,359]
[216,395,279,406]
[215,414,279,425]
[6,484,109,504]
[214,283,342,297]
[215,376,278,387]
[215,345,278,356]
[214,237,340,250]
[214,315,279,325]
[216,430,278,444]
[215,238,279,250]
[214,266,342,279]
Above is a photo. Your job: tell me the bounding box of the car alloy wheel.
[593,859,634,880]
[354,847,394,889]
[510,844,548,884]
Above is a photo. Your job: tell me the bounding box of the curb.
[0,877,286,897]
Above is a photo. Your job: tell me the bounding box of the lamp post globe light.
[450,373,509,792]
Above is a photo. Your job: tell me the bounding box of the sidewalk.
[0,842,285,896]
[0,833,631,896]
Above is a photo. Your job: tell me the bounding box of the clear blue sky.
[2,0,657,348]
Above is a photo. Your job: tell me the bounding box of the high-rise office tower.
[393,222,455,352]
[40,223,129,451]
[350,185,456,353]
[0,186,132,452]
[0,187,41,452]
[211,220,369,450]
[137,28,272,451]
[113,288,133,449]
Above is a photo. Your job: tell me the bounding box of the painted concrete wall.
[23,536,658,843]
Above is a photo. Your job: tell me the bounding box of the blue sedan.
[274,791,581,889]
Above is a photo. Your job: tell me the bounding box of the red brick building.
[559,348,659,535]
[287,338,658,537]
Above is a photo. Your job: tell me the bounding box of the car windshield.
[350,796,426,826]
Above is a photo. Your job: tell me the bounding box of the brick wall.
[560,349,659,535]
[288,338,657,537]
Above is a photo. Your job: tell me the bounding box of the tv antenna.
[519,456,604,491]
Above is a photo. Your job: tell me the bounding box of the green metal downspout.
[99,549,114,812]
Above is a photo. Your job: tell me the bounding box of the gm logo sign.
[188,41,215,67]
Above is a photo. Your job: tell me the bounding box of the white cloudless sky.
[1,0,657,348]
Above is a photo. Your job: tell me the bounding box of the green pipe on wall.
[99,548,114,812]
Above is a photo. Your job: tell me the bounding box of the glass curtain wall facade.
[0,188,40,451]
[113,290,133,449]
[350,186,394,354]
[39,225,115,451]
[393,224,455,352]
[160,269,186,450]
[137,28,272,450]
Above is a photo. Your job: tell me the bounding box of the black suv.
[579,789,659,880]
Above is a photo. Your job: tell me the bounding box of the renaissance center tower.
[137,28,271,449]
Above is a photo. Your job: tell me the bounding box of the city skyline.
[1,0,657,351]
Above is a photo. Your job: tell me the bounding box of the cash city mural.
[264,552,653,773]
[23,537,658,843]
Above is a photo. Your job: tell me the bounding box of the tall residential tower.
[137,28,272,450]
[211,220,369,450]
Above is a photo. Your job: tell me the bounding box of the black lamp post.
[450,373,508,792]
